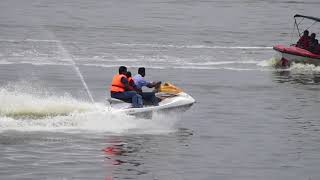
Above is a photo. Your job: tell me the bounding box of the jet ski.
[107,83,195,117]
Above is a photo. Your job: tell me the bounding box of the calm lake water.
[1,0,320,179]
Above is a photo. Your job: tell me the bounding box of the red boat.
[273,14,320,67]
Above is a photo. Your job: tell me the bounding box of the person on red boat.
[315,44,320,54]
[309,33,319,54]
[296,30,310,49]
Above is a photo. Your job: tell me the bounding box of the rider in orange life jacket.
[110,66,143,108]
[133,67,161,106]
[125,71,137,91]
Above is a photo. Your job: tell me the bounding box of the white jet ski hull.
[108,92,195,116]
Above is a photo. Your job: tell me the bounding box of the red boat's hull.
[273,44,320,66]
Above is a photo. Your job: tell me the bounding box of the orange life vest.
[127,77,134,91]
[110,74,126,92]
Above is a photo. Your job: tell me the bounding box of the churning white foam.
[0,83,95,119]
[0,109,178,134]
[257,58,278,67]
[259,57,320,74]
[0,84,178,134]
[289,63,320,73]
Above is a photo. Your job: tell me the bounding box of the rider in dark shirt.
[296,30,310,49]
[309,33,319,54]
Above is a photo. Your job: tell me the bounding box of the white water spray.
[0,85,178,134]
[55,39,95,103]
[40,28,95,103]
